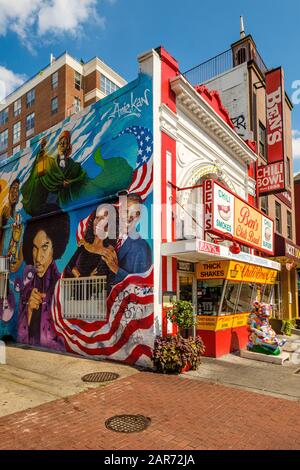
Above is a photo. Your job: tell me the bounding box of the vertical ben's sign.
[266,67,285,164]
[257,67,286,195]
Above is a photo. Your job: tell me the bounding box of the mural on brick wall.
[0,73,154,367]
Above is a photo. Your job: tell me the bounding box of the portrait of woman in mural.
[22,132,87,216]
[18,206,70,349]
[64,204,118,281]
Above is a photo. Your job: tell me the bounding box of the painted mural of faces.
[57,131,72,158]
[94,207,109,240]
[22,205,70,277]
[9,180,20,206]
[32,230,54,278]
[119,194,142,236]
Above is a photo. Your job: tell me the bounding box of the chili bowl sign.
[203,179,274,255]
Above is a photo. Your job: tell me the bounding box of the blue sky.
[1,0,300,171]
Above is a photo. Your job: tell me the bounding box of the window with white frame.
[14,98,22,117]
[51,96,58,115]
[0,129,8,151]
[0,108,8,126]
[74,71,82,90]
[51,71,58,89]
[73,96,81,112]
[26,89,35,108]
[61,276,107,321]
[13,145,20,155]
[100,74,119,96]
[13,121,21,144]
[26,112,35,135]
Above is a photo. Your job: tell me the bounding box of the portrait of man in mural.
[22,131,87,216]
[18,207,70,349]
[107,193,152,288]
[0,179,23,272]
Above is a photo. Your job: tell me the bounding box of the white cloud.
[292,130,300,160]
[38,0,103,36]
[0,66,27,104]
[0,0,106,49]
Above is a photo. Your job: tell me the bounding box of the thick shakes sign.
[257,67,286,195]
[203,179,274,255]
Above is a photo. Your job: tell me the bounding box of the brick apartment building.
[0,52,126,159]
[184,22,299,320]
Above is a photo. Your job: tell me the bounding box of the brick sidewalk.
[0,372,300,450]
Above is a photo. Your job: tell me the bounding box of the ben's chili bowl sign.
[203,180,274,255]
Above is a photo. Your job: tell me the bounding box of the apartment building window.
[0,129,8,152]
[286,157,291,187]
[74,96,81,113]
[13,121,21,144]
[26,89,35,108]
[51,71,58,89]
[275,201,282,234]
[260,195,268,215]
[13,98,22,117]
[287,211,292,239]
[259,122,266,159]
[26,112,35,135]
[74,71,82,90]
[100,74,118,96]
[13,145,20,155]
[0,108,8,126]
[51,97,58,115]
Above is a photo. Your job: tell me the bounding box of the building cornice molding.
[170,74,258,165]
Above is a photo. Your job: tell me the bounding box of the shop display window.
[221,281,241,314]
[197,279,225,316]
[236,283,257,313]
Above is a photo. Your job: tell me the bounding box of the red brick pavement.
[0,372,300,450]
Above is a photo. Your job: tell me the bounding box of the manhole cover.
[81,372,120,383]
[105,414,151,433]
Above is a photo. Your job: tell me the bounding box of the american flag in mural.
[51,267,154,366]
[52,125,154,366]
[117,126,153,202]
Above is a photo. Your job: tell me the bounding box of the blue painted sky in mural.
[0,0,300,170]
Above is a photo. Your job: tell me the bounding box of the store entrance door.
[178,275,194,302]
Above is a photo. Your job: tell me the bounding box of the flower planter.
[181,362,191,373]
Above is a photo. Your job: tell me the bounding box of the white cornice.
[83,57,127,88]
[170,74,258,165]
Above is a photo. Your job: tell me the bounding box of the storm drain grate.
[105,414,151,433]
[81,372,120,383]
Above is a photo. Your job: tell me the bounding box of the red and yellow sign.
[196,261,277,284]
[197,313,249,331]
[203,179,274,254]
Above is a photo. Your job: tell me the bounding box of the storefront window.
[197,279,225,316]
[261,284,274,304]
[221,282,241,314]
[236,283,258,313]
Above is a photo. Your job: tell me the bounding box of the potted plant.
[166,300,195,337]
[152,334,205,374]
[152,300,205,373]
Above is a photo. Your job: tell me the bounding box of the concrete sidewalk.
[184,336,300,401]
[0,344,138,418]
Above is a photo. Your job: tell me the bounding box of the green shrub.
[166,300,195,330]
[281,319,295,336]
